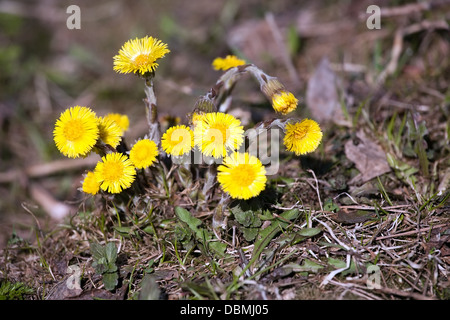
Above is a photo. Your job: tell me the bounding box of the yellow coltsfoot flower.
[161,125,194,157]
[217,152,267,200]
[212,55,246,71]
[97,116,123,149]
[82,171,101,195]
[129,139,159,169]
[94,152,136,194]
[194,112,244,159]
[113,36,170,76]
[283,119,323,155]
[103,113,130,134]
[272,91,298,115]
[53,106,99,158]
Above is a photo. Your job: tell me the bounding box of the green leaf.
[113,226,139,238]
[242,227,259,242]
[209,241,227,257]
[327,257,356,276]
[89,242,105,261]
[287,259,324,273]
[102,272,118,291]
[175,207,226,257]
[297,227,322,237]
[142,225,155,235]
[105,242,117,264]
[247,209,300,270]
[231,205,262,228]
[324,198,340,212]
[175,207,202,234]
[279,208,301,225]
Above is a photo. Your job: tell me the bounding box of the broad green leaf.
[175,207,202,231]
[209,241,227,257]
[105,242,117,264]
[102,272,118,291]
[297,228,322,237]
[89,242,105,261]
[142,225,155,235]
[242,227,259,242]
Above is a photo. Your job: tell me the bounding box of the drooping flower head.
[217,152,267,200]
[283,119,323,155]
[194,112,244,159]
[161,125,194,157]
[103,113,130,134]
[272,91,298,115]
[129,139,159,169]
[113,36,170,76]
[261,78,298,115]
[53,106,99,158]
[97,116,123,149]
[94,153,136,194]
[82,171,101,195]
[191,112,206,127]
[212,55,246,71]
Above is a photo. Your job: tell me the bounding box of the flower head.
[212,55,246,71]
[161,125,194,157]
[94,153,136,194]
[103,113,130,134]
[53,106,99,158]
[217,152,267,200]
[97,116,123,149]
[113,36,170,76]
[129,139,159,169]
[190,111,206,127]
[272,91,298,115]
[82,171,101,195]
[283,119,323,155]
[194,112,244,159]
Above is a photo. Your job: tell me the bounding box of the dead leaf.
[66,286,128,300]
[345,130,391,184]
[45,277,83,300]
[333,209,377,224]
[306,57,346,125]
[227,19,286,69]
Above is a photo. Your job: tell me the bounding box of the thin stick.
[320,254,351,287]
[265,12,301,87]
[375,223,448,240]
[374,286,436,300]
[0,157,99,183]
[307,169,323,213]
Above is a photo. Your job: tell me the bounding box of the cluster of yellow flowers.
[159,111,266,200]
[53,106,158,194]
[53,36,323,201]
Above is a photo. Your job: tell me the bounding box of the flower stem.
[143,76,161,147]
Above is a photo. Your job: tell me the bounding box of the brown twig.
[29,183,75,220]
[0,156,99,184]
[373,286,436,300]
[375,223,449,240]
[265,12,301,87]
[379,1,450,17]
[376,19,449,86]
